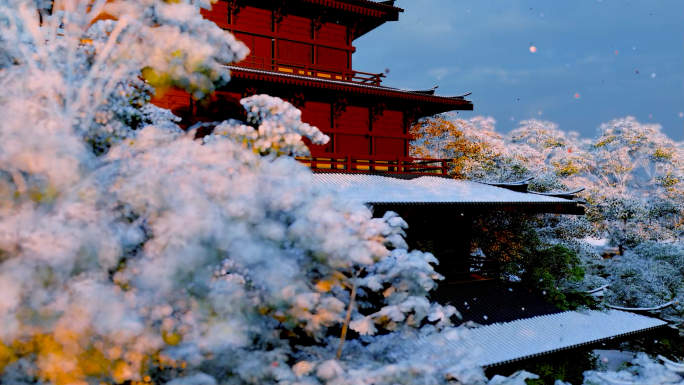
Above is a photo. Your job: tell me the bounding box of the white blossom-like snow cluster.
[0,1,523,384]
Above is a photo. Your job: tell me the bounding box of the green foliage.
[472,212,540,267]
[471,213,598,310]
[616,332,684,360]
[522,351,600,385]
[490,350,599,385]
[518,244,600,310]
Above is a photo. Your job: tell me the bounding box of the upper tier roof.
[227,66,474,112]
[336,0,403,12]
[299,0,403,38]
[305,0,403,18]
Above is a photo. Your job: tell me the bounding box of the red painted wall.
[152,1,413,161]
[235,32,272,65]
[233,6,271,34]
[300,101,334,155]
[279,14,311,39]
[277,40,312,64]
[317,22,347,46]
[200,2,353,70]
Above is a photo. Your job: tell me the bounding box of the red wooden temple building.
[153,0,472,174]
[152,0,669,370]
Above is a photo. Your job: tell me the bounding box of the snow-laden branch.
[606,301,675,311]
[586,284,610,294]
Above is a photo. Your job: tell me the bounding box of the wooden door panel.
[373,110,404,133]
[234,6,271,33]
[299,101,331,130]
[335,106,368,134]
[277,40,313,64]
[316,46,348,70]
[375,137,406,157]
[337,134,370,155]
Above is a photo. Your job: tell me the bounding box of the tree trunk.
[336,273,358,359]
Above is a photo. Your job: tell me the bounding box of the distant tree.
[584,117,684,254]
[411,114,542,182]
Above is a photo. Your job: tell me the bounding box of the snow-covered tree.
[411,114,537,182]
[585,117,684,254]
[583,353,684,385]
[0,1,536,384]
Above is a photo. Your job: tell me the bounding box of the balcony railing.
[296,155,448,175]
[236,55,386,86]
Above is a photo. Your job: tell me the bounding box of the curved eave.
[369,201,585,215]
[302,0,403,19]
[486,324,666,368]
[227,66,473,110]
[404,310,668,369]
[312,172,584,215]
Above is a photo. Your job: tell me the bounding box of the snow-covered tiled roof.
[227,66,471,102]
[429,281,564,325]
[312,173,578,205]
[408,310,666,368]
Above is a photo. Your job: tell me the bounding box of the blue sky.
[352,0,684,140]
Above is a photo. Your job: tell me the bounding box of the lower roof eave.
[483,323,667,368]
[369,201,586,215]
[313,172,585,215]
[403,309,668,369]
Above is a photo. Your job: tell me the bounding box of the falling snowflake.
[483,315,488,320]
[510,116,515,121]
[538,111,543,115]
[529,46,537,53]
[651,73,656,78]
[602,358,609,363]
[679,112,683,118]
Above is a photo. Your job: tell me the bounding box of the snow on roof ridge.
[312,172,578,204]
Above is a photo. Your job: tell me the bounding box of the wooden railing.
[236,55,386,85]
[296,155,448,175]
